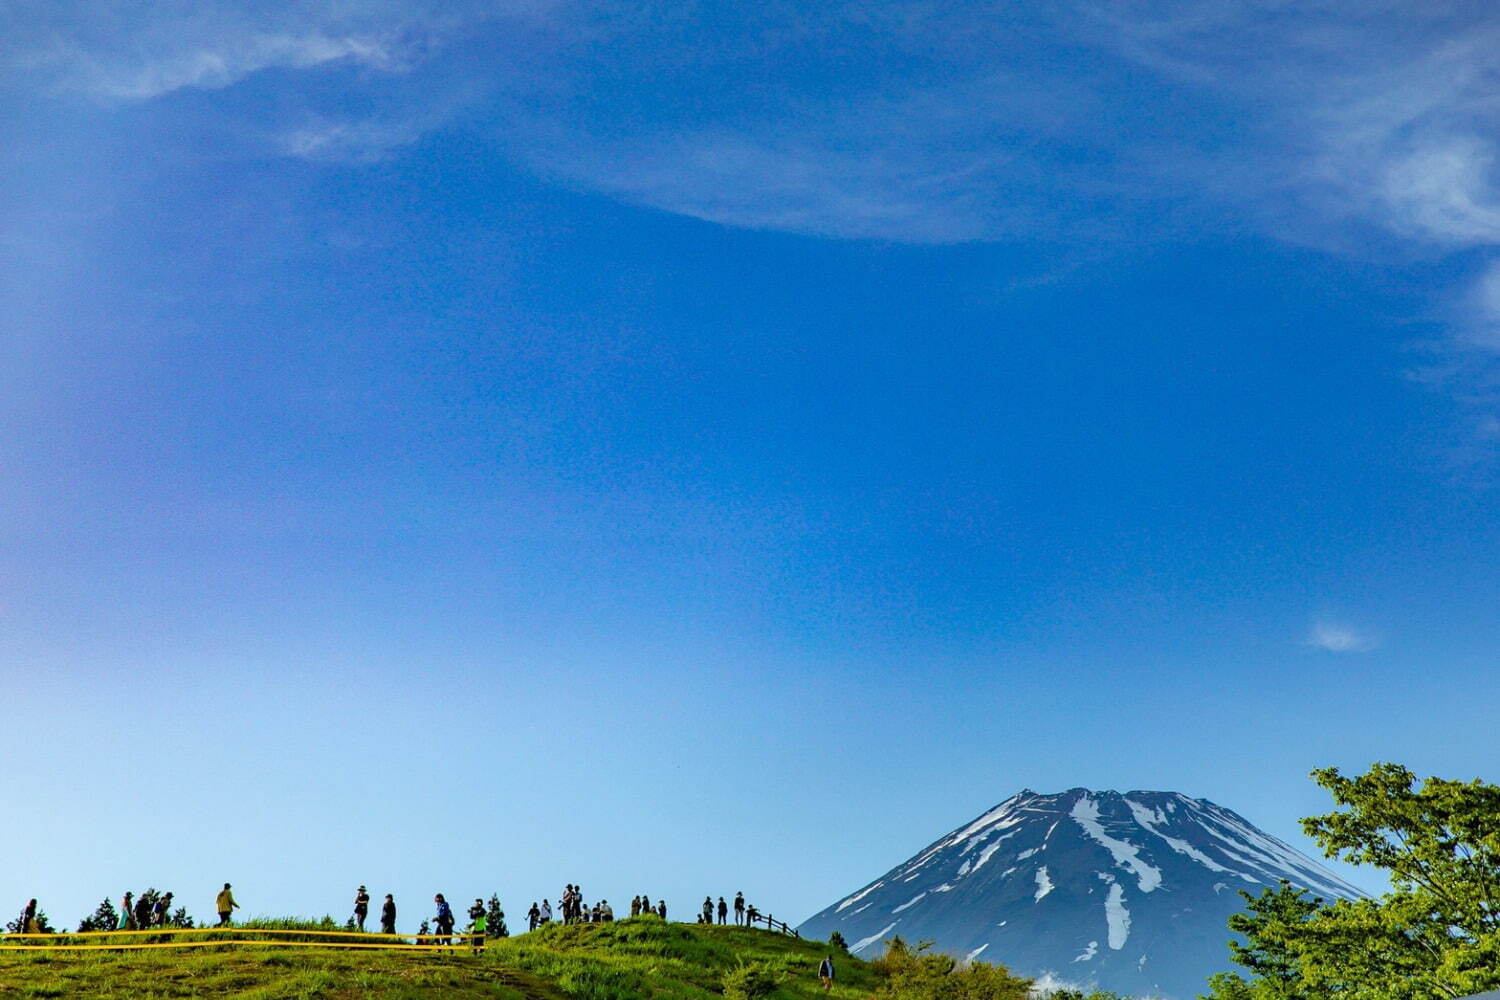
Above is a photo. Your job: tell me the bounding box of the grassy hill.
[0,917,878,999]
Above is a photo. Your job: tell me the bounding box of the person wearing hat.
[215,883,239,927]
[353,886,371,932]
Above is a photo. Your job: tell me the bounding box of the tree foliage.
[871,936,1033,1000]
[1202,762,1500,1000]
[77,897,120,933]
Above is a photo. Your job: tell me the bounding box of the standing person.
[734,892,745,926]
[818,955,835,993]
[746,903,759,928]
[629,896,640,918]
[353,886,370,932]
[153,893,173,927]
[527,902,540,932]
[539,899,552,924]
[640,895,651,918]
[119,892,135,930]
[381,894,397,934]
[469,906,487,953]
[215,884,239,927]
[702,897,713,923]
[19,899,38,934]
[433,894,454,946]
[657,899,667,920]
[133,894,152,931]
[717,897,728,925]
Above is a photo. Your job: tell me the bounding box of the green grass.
[0,917,872,999]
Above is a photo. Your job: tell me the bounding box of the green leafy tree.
[77,897,120,933]
[486,895,509,938]
[829,929,850,954]
[1203,763,1500,1000]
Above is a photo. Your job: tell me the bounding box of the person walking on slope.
[215,884,239,927]
[381,894,397,934]
[818,955,835,993]
[527,901,540,932]
[717,897,728,925]
[153,892,173,927]
[539,899,552,924]
[734,892,745,926]
[119,892,134,930]
[353,886,370,932]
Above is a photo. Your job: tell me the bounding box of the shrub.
[723,961,780,1000]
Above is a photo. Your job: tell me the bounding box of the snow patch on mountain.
[851,922,898,955]
[1126,799,1235,874]
[1098,873,1131,949]
[892,892,927,914]
[1072,795,1162,892]
[1034,867,1054,901]
[837,882,884,912]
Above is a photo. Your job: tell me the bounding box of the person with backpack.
[469,906,487,953]
[353,886,370,932]
[717,897,728,924]
[433,894,454,945]
[381,894,397,934]
[215,884,239,927]
[818,955,835,993]
[702,896,713,923]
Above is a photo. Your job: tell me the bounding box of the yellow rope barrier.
[0,928,485,952]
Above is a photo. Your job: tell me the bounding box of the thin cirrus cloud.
[9,1,1500,342]
[1308,622,1379,654]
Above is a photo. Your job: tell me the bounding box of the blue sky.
[3,0,1500,931]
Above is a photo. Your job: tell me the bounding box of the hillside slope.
[0,917,873,1000]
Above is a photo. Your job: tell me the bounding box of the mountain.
[798,788,1363,999]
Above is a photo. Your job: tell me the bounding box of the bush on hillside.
[828,929,850,954]
[723,961,781,1000]
[870,935,1032,1000]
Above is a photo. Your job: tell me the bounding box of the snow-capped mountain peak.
[800,788,1362,999]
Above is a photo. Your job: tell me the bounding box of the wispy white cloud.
[1308,622,1378,654]
[1,1,483,101]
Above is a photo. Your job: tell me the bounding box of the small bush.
[723,961,780,1000]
